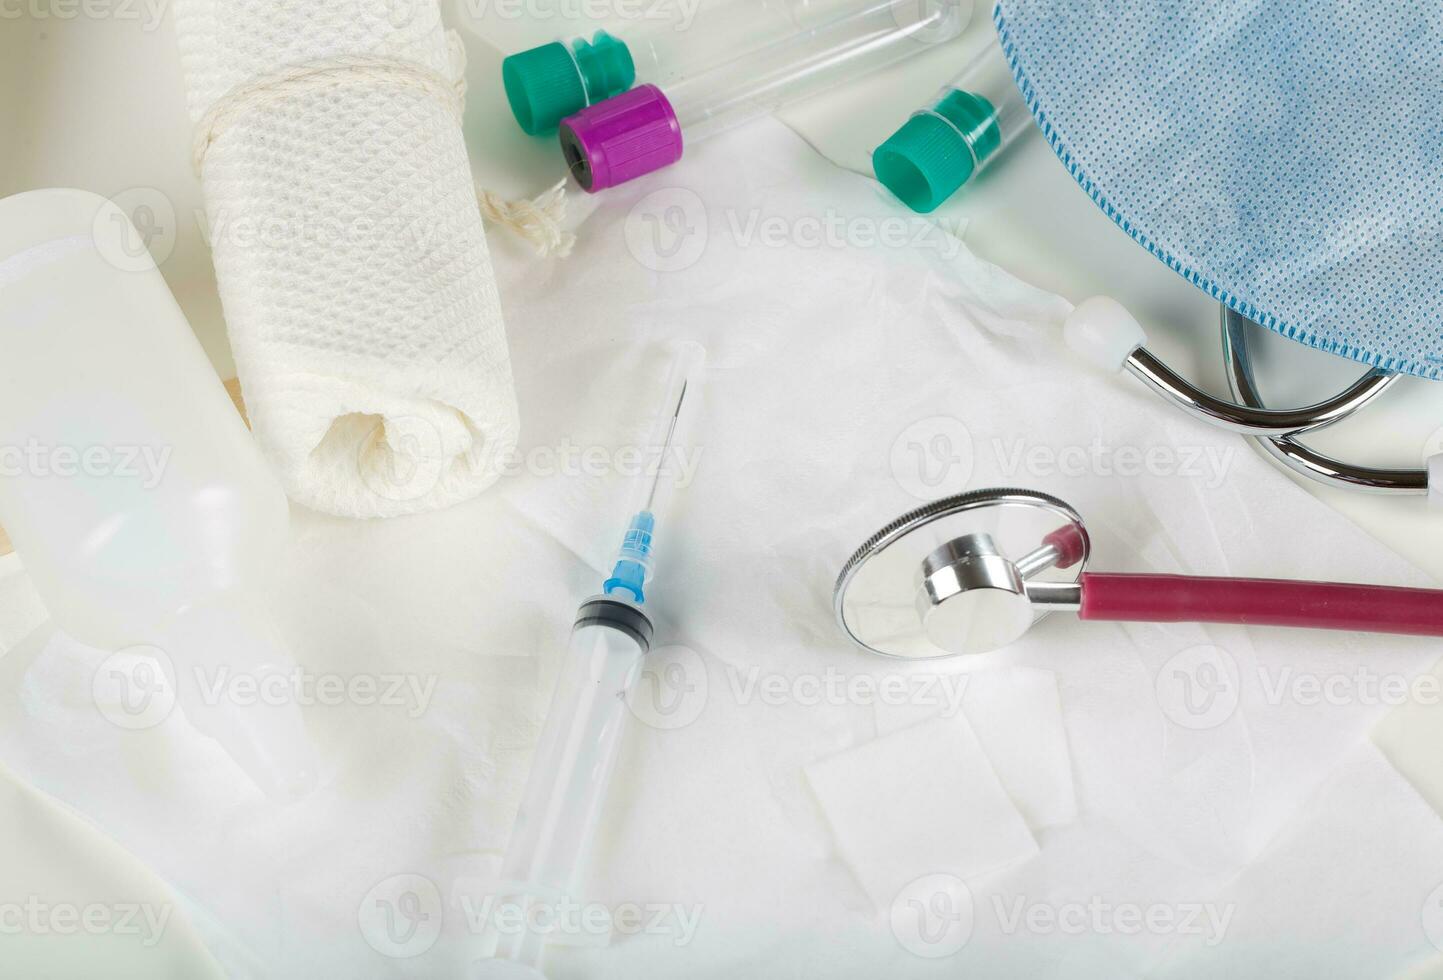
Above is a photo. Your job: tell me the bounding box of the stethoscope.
[834,488,1443,659]
[1061,297,1442,500]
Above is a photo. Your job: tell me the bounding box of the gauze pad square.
[1150,744,1443,979]
[957,667,1076,831]
[875,666,1077,832]
[805,715,1038,911]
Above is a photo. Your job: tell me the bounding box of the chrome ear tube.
[1219,308,1433,494]
[1061,298,1443,500]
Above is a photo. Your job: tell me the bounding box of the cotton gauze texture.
[173,0,518,518]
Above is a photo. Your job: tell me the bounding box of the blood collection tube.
[556,0,970,192]
[501,0,831,136]
[873,38,1028,212]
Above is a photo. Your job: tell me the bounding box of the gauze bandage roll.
[174,0,519,518]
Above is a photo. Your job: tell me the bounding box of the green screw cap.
[502,32,636,136]
[874,89,1001,213]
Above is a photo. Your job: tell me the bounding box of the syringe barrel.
[558,0,970,190]
[487,600,652,968]
[873,38,1029,212]
[502,0,859,134]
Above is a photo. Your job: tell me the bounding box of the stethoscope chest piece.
[838,487,1443,658]
[834,489,1090,659]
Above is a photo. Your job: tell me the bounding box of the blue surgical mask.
[995,0,1443,379]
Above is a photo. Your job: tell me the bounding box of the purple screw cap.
[558,84,684,192]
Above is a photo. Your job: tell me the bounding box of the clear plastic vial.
[558,0,971,191]
[502,0,877,135]
[0,188,317,801]
[873,38,1029,212]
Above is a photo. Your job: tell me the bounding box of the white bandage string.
[189,40,575,258]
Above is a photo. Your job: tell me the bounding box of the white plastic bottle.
[0,188,317,800]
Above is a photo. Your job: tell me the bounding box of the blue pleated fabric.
[994,0,1443,379]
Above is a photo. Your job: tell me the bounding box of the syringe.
[478,344,705,977]
[601,352,696,603]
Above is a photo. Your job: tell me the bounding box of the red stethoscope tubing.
[1079,573,1443,637]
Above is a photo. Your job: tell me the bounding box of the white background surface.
[3,0,1443,976]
